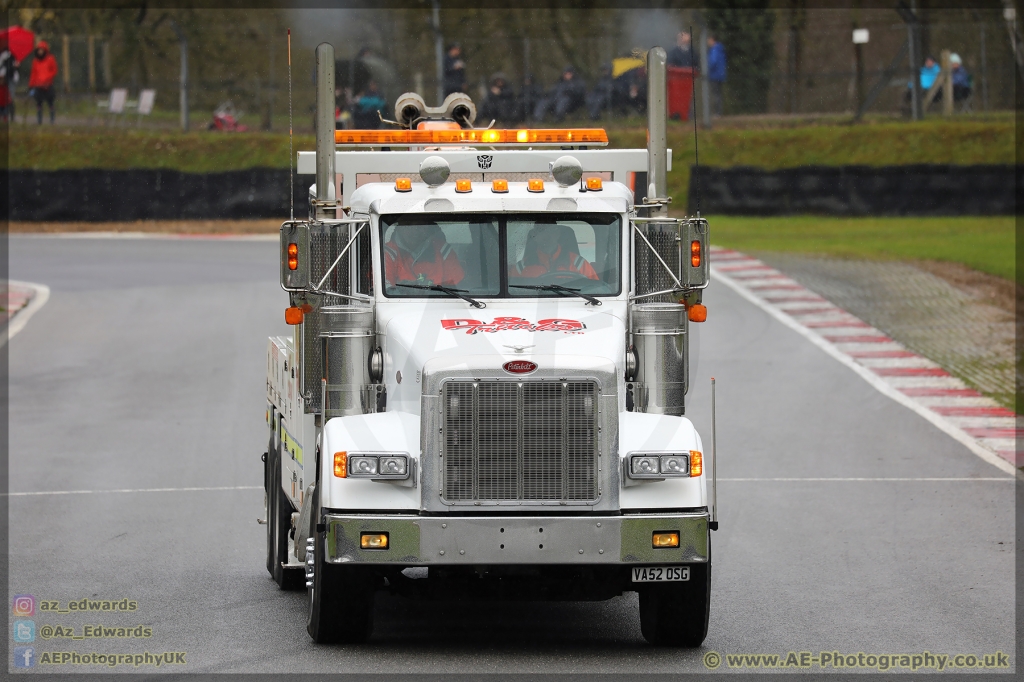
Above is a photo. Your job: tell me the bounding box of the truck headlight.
[348,456,378,476]
[660,454,688,475]
[379,456,408,476]
[628,453,689,479]
[630,455,660,477]
[345,454,410,480]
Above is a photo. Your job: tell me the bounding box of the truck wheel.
[639,563,710,647]
[268,442,302,590]
[306,524,374,643]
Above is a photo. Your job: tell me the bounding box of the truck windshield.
[380,213,621,300]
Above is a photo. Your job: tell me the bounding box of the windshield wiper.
[509,284,602,306]
[395,283,486,308]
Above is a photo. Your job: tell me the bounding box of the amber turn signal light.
[689,450,703,477]
[690,240,701,267]
[585,177,603,191]
[333,452,347,478]
[652,531,680,548]
[455,178,473,193]
[360,532,389,549]
[491,179,509,193]
[687,304,707,323]
[287,242,299,271]
[527,178,545,192]
[284,306,304,325]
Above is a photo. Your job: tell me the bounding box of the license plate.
[632,566,690,582]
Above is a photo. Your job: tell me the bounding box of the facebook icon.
[13,646,35,668]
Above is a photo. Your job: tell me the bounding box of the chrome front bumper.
[324,511,709,565]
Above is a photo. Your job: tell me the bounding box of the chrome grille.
[443,380,599,503]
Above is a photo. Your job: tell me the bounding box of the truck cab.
[264,44,715,647]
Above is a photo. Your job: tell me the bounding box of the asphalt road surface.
[7,235,1016,676]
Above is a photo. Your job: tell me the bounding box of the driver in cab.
[383,222,465,287]
[511,220,598,280]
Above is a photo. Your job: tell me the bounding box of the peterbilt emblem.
[477,154,493,169]
[503,360,537,374]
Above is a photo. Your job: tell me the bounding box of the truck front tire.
[306,525,374,643]
[639,563,710,647]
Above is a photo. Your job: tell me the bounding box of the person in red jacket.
[511,221,598,280]
[29,40,58,124]
[383,223,465,289]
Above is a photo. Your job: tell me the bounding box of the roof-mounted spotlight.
[419,156,451,188]
[551,155,584,188]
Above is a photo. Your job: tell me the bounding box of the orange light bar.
[690,240,701,267]
[395,177,412,192]
[585,177,603,191]
[334,128,609,146]
[527,178,545,193]
[333,452,347,478]
[284,306,304,325]
[689,450,703,477]
[652,531,680,548]
[455,179,473,193]
[491,179,508,193]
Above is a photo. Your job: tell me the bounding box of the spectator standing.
[351,80,386,129]
[705,34,726,117]
[533,66,586,123]
[28,40,57,124]
[0,45,19,121]
[667,30,700,69]
[949,53,972,103]
[442,43,466,97]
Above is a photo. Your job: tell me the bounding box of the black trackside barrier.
[2,169,311,222]
[686,164,1019,216]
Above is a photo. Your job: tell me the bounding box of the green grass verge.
[708,215,1016,285]
[6,117,1014,191]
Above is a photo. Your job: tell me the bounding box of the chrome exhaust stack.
[314,42,336,220]
[628,46,688,415]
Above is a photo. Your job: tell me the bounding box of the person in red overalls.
[28,41,58,124]
[511,221,598,280]
[383,223,465,288]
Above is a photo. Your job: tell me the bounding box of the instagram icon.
[11,595,35,617]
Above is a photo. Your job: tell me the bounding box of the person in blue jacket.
[706,33,726,116]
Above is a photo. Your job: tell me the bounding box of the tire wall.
[3,168,311,221]
[686,164,1019,216]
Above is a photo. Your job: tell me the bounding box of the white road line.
[712,266,1018,478]
[719,477,1013,482]
[4,485,262,497]
[13,232,278,241]
[4,280,50,346]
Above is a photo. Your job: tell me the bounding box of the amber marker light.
[585,177,603,191]
[360,532,389,549]
[687,303,707,323]
[395,177,412,192]
[652,531,680,548]
[527,178,545,192]
[455,178,473,193]
[689,450,703,477]
[287,242,298,270]
[491,179,509,193]
[284,307,304,325]
[333,452,347,478]
[691,240,701,267]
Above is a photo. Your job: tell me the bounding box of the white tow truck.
[264,43,717,646]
